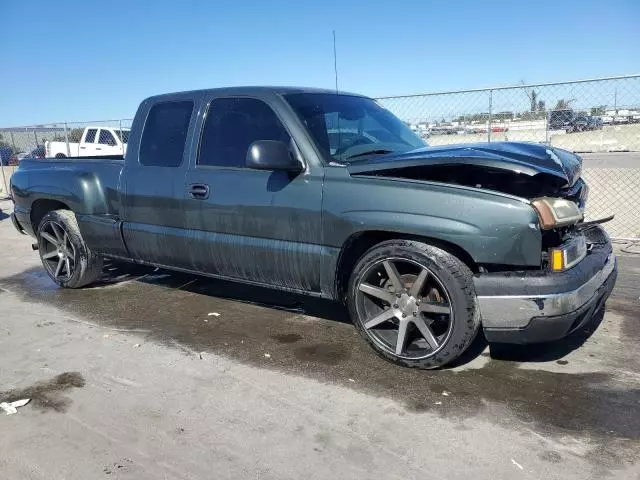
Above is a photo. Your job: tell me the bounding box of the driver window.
[198,97,290,168]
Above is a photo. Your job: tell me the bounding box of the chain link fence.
[376,74,640,152]
[1,75,639,238]
[0,119,133,161]
[0,119,132,198]
[375,75,640,239]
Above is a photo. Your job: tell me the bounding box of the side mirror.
[246,140,302,173]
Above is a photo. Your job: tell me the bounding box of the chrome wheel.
[355,258,454,359]
[40,221,76,281]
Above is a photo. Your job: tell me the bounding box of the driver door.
[182,94,325,292]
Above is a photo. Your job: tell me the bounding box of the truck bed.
[10,157,126,236]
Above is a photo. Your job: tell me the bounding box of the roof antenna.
[333,30,339,94]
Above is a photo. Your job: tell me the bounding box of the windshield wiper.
[345,149,394,161]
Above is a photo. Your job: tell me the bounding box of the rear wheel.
[37,209,103,288]
[347,240,480,369]
[55,153,66,158]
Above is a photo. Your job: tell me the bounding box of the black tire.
[55,153,66,158]
[37,209,103,288]
[347,240,480,369]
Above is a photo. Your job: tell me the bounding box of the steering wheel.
[334,137,375,156]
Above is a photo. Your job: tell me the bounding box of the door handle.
[80,146,86,149]
[188,184,210,199]
[95,147,102,151]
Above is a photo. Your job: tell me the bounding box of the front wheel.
[347,240,480,369]
[37,209,103,288]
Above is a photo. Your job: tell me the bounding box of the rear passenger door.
[122,95,201,268]
[182,94,324,292]
[96,129,121,156]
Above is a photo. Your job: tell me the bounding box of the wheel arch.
[334,230,478,300]
[31,199,71,232]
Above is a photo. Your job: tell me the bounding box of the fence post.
[33,130,38,147]
[64,122,71,157]
[0,162,7,198]
[9,132,16,151]
[487,89,493,143]
[545,110,550,144]
[119,119,124,155]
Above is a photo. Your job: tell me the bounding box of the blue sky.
[1,0,638,125]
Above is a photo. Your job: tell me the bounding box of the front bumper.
[475,226,617,344]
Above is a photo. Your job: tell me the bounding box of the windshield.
[115,129,131,143]
[285,93,425,162]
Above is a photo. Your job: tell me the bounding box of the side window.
[140,100,194,167]
[198,98,290,168]
[84,129,97,143]
[98,129,116,146]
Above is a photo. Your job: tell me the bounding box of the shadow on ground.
[97,261,605,367]
[488,308,606,363]
[1,260,639,469]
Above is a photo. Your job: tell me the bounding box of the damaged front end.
[347,142,617,344]
[347,142,606,272]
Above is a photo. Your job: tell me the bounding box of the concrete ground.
[0,199,639,480]
[581,152,640,168]
[425,124,640,153]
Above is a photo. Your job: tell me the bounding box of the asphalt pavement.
[0,199,639,480]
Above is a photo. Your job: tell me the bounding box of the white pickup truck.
[45,127,130,158]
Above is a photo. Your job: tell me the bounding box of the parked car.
[613,116,629,124]
[45,126,130,158]
[7,151,27,165]
[5,148,45,165]
[550,110,602,133]
[549,109,574,131]
[572,115,589,132]
[25,146,46,159]
[587,116,604,130]
[0,146,14,166]
[10,86,616,369]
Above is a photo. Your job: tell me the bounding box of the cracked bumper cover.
[474,226,617,344]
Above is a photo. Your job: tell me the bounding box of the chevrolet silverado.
[10,87,617,368]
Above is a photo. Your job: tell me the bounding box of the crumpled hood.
[347,142,582,186]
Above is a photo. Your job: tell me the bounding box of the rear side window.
[84,129,97,143]
[198,97,290,168]
[98,129,116,145]
[140,100,194,167]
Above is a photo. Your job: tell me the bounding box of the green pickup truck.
[10,87,617,368]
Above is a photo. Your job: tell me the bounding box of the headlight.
[531,197,583,229]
